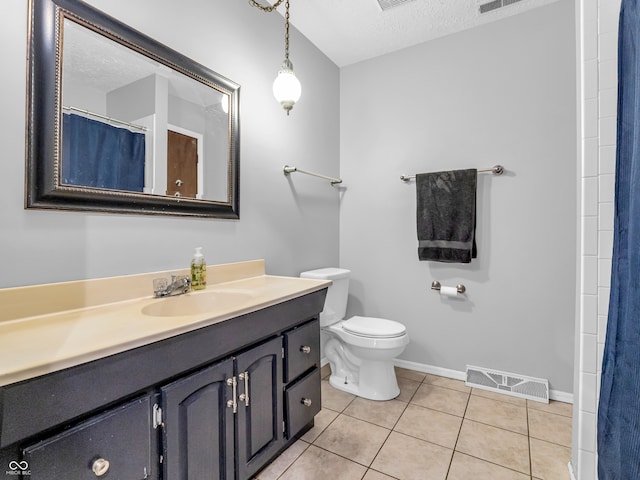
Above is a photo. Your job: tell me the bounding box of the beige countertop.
[0,260,329,387]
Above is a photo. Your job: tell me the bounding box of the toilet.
[300,268,409,401]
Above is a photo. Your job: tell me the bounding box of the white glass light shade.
[273,61,301,114]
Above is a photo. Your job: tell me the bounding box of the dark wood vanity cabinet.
[283,320,322,439]
[0,289,326,480]
[161,358,235,480]
[23,396,155,480]
[161,336,287,480]
[235,337,286,479]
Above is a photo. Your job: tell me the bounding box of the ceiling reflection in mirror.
[26,0,240,218]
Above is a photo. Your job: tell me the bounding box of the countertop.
[0,261,329,387]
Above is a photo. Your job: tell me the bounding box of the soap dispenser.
[191,247,207,290]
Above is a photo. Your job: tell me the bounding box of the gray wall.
[339,0,576,393]
[0,0,340,287]
[1,0,577,394]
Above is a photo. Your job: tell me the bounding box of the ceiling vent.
[478,0,523,14]
[377,0,417,12]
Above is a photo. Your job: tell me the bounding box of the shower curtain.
[62,113,145,192]
[597,1,640,478]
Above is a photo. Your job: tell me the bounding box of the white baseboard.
[393,358,574,404]
[324,356,574,403]
[568,461,577,480]
[394,358,466,381]
[550,389,574,404]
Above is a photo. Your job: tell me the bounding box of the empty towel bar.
[283,165,342,185]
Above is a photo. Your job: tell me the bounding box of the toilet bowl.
[300,268,409,401]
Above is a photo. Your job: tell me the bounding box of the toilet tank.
[300,268,350,327]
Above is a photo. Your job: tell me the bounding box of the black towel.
[416,169,477,263]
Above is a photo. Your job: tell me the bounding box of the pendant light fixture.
[249,0,301,115]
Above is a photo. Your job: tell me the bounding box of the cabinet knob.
[300,345,311,354]
[92,458,110,477]
[301,398,313,407]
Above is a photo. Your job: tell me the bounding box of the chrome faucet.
[153,275,191,298]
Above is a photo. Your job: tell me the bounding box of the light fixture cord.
[248,0,291,61]
[248,0,285,12]
[284,0,290,61]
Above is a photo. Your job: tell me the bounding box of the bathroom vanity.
[0,260,328,480]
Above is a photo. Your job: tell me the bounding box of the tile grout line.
[363,424,393,474]
[270,440,311,480]
[317,375,437,478]
[444,385,471,479]
[313,390,395,472]
[527,402,533,479]
[318,368,569,478]
[443,387,536,478]
[309,435,389,471]
[360,387,415,476]
[339,371,550,440]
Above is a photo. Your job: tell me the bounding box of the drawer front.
[284,319,320,383]
[285,368,321,439]
[23,396,154,480]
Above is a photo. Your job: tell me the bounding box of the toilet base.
[327,360,400,401]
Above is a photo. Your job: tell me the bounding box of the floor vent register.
[465,365,549,403]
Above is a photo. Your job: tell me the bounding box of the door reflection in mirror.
[167,130,198,199]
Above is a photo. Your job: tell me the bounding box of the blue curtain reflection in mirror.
[61,114,145,192]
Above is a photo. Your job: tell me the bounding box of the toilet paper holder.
[431,281,466,294]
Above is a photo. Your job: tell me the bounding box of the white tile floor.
[254,366,572,480]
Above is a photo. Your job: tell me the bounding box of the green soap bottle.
[191,247,207,290]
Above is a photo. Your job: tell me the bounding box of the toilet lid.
[342,316,407,338]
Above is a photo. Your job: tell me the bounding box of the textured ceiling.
[63,0,564,95]
[267,0,562,67]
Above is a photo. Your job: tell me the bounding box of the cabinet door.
[161,358,235,480]
[23,396,154,480]
[235,337,284,480]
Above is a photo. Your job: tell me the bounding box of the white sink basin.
[142,291,253,317]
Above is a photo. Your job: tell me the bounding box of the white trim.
[568,461,577,480]
[135,114,156,194]
[394,358,466,381]
[393,358,574,404]
[327,355,575,403]
[550,389,574,404]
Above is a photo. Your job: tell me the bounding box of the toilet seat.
[342,316,407,339]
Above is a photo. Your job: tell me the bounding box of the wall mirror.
[26,0,240,218]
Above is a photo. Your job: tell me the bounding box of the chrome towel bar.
[400,165,504,182]
[283,165,342,185]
